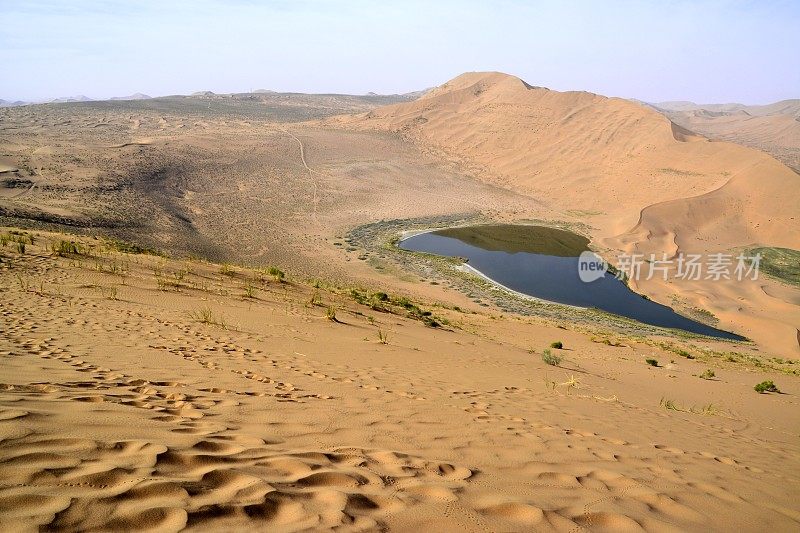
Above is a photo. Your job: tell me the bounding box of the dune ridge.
[333,71,798,247]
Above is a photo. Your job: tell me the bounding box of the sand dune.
[1,230,798,531]
[334,72,798,242]
[332,72,800,356]
[651,100,800,172]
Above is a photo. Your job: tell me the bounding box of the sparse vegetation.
[189,306,227,329]
[348,288,447,328]
[16,273,30,291]
[267,267,285,282]
[105,238,161,256]
[646,358,660,367]
[660,398,680,411]
[699,369,716,380]
[750,247,800,287]
[243,284,257,299]
[156,277,184,291]
[550,341,563,349]
[52,240,81,256]
[378,329,389,344]
[325,305,338,322]
[754,380,779,394]
[541,349,562,366]
[309,289,322,306]
[660,397,726,417]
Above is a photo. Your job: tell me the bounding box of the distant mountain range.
[0,88,429,107]
[109,93,152,101]
[0,93,151,107]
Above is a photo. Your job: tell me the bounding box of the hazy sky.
[1,0,798,103]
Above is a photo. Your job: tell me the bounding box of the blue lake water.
[400,228,744,340]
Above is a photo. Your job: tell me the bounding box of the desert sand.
[1,72,799,531]
[0,230,798,531]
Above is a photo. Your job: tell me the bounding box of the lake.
[400,225,744,340]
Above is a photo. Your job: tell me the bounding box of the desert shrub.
[16,242,25,254]
[106,239,160,255]
[422,316,440,328]
[754,380,779,394]
[541,349,562,366]
[646,358,659,367]
[243,284,257,299]
[268,266,285,282]
[309,289,322,306]
[325,305,337,321]
[550,341,563,349]
[699,369,715,380]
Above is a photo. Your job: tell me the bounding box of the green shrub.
[550,341,563,349]
[699,369,715,380]
[646,358,659,367]
[422,316,440,328]
[542,349,562,366]
[50,241,81,256]
[754,380,779,394]
[243,284,257,299]
[268,266,285,282]
[106,239,160,255]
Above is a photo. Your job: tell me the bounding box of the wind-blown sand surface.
[1,230,798,531]
[651,100,800,172]
[1,75,799,531]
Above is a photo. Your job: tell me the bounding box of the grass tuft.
[699,369,715,380]
[189,307,227,329]
[378,329,389,344]
[541,349,562,366]
[325,305,338,322]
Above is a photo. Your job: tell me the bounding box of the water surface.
[400,225,743,340]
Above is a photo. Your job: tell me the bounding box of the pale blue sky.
[1,0,798,103]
